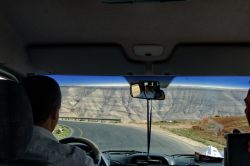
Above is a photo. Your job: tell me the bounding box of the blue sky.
[49,75,129,87]
[171,76,250,89]
[48,75,250,89]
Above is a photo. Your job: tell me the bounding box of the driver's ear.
[51,110,59,121]
[50,110,59,132]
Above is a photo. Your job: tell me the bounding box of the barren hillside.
[60,86,247,122]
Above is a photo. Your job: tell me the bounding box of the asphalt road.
[59,120,202,155]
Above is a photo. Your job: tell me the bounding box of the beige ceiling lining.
[1,0,250,75]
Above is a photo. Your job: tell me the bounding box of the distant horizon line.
[169,84,248,90]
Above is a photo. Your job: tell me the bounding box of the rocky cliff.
[60,86,247,122]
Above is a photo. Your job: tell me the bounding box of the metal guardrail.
[59,117,121,123]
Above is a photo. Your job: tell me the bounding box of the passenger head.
[244,89,250,126]
[23,75,61,132]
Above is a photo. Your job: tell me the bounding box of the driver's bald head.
[22,75,61,125]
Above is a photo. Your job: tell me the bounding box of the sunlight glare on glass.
[0,76,6,80]
[170,76,250,90]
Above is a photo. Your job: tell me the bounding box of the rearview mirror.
[130,81,165,100]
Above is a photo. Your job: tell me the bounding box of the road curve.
[59,120,202,155]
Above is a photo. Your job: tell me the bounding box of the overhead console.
[28,44,250,76]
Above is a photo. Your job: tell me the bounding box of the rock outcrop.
[60,86,247,122]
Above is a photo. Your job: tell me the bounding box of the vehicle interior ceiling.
[1,0,250,80]
[1,1,250,165]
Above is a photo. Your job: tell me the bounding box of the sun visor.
[156,44,250,76]
[28,45,144,75]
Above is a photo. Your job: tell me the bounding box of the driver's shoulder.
[31,132,87,157]
[26,126,87,159]
[52,143,95,166]
[24,134,90,165]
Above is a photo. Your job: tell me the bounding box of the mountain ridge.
[60,86,248,122]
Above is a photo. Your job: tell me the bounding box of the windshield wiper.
[168,154,195,157]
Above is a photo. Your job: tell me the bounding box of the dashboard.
[100,151,223,166]
[70,141,223,166]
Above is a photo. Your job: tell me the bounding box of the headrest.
[0,80,33,161]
